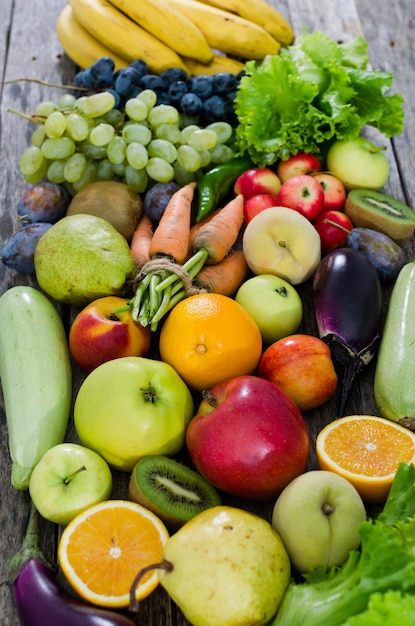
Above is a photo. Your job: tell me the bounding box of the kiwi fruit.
[345,189,415,241]
[66,180,143,242]
[129,455,221,530]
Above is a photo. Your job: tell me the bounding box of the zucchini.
[0,286,72,489]
[374,258,415,431]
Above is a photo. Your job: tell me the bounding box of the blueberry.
[89,56,116,88]
[129,59,149,80]
[107,88,122,109]
[212,72,237,94]
[74,69,94,90]
[180,92,203,116]
[159,67,188,89]
[190,75,214,99]
[156,90,172,105]
[139,74,163,91]
[202,95,227,121]
[115,67,141,96]
[168,80,189,105]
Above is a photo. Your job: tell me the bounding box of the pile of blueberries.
[74,56,245,126]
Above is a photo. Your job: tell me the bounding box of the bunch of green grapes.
[19,90,236,194]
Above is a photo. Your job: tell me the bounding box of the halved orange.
[58,499,169,608]
[316,415,415,504]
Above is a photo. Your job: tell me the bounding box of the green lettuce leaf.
[234,30,404,166]
[341,590,415,626]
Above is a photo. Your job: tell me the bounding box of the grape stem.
[3,77,88,91]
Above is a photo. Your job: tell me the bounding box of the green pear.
[34,214,136,306]
[153,505,291,626]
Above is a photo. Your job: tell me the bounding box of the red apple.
[313,172,346,211]
[234,168,282,199]
[257,334,338,412]
[69,295,152,372]
[276,174,325,221]
[277,152,322,183]
[186,375,310,501]
[313,210,354,256]
[243,193,279,225]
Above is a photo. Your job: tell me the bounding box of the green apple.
[73,356,194,472]
[326,137,390,190]
[235,274,303,345]
[242,206,321,285]
[272,470,367,573]
[28,443,113,525]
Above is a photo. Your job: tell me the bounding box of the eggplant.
[312,248,383,416]
[9,504,136,626]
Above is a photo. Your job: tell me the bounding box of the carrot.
[194,250,249,296]
[191,194,245,265]
[148,181,196,264]
[130,213,154,269]
[188,206,221,249]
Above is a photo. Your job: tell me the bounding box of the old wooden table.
[1,1,414,624]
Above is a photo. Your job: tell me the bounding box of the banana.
[56,5,129,71]
[69,0,189,74]
[107,0,213,64]
[183,53,245,76]
[194,0,295,46]
[167,0,281,60]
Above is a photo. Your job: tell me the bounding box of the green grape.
[124,164,148,193]
[79,140,107,160]
[77,91,116,118]
[206,121,233,144]
[41,136,76,160]
[24,158,48,184]
[199,149,212,168]
[176,144,202,172]
[126,142,149,169]
[64,152,88,183]
[112,162,126,177]
[35,100,58,118]
[122,123,152,145]
[187,128,218,151]
[148,104,179,127]
[66,113,90,141]
[44,110,67,138]
[58,93,77,110]
[106,136,127,165]
[209,143,235,163]
[72,162,97,193]
[96,159,115,181]
[147,139,177,164]
[31,126,47,147]
[89,123,115,146]
[172,162,196,186]
[179,124,200,145]
[19,145,46,177]
[154,123,181,144]
[124,97,148,122]
[136,89,157,110]
[146,157,175,183]
[47,159,67,184]
[103,108,123,127]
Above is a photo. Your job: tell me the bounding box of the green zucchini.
[374,258,415,431]
[0,286,72,489]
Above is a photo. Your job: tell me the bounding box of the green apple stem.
[63,465,87,486]
[129,560,173,613]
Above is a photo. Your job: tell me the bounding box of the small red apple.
[243,193,279,225]
[69,295,152,372]
[257,334,338,412]
[276,174,325,221]
[234,168,281,199]
[277,152,322,183]
[313,210,354,256]
[186,375,310,501]
[313,172,346,211]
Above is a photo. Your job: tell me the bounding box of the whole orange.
[159,293,263,392]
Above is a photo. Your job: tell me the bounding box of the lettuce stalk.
[234,30,404,166]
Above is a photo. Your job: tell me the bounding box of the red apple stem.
[129,561,173,613]
[323,218,352,234]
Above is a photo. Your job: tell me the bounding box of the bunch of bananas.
[56,0,295,76]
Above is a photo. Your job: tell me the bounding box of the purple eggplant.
[312,248,382,416]
[9,504,137,626]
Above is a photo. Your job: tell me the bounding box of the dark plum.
[17,182,70,225]
[144,181,180,223]
[1,222,52,273]
[346,227,406,281]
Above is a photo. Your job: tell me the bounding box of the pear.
[132,505,291,626]
[34,214,136,306]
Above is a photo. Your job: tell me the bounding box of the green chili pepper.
[195,154,253,223]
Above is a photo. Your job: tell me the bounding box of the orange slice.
[58,499,169,608]
[316,415,415,504]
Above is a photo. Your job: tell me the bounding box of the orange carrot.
[194,250,249,296]
[188,206,221,249]
[130,213,154,269]
[148,181,196,264]
[191,194,245,265]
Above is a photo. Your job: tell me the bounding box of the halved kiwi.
[344,189,415,241]
[129,455,221,530]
